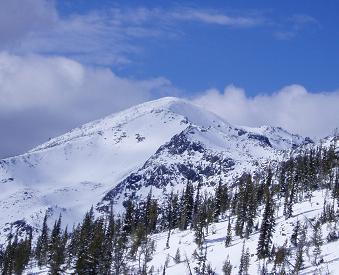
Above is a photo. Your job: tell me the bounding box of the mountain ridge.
[0,96,316,241]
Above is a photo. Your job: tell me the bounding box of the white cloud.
[0,52,177,157]
[0,52,175,114]
[171,9,263,27]
[0,1,315,64]
[0,2,265,65]
[193,84,339,138]
[274,14,319,40]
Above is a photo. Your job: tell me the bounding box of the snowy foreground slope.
[128,190,339,275]
[24,189,339,275]
[0,97,310,239]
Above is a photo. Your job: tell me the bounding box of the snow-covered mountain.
[0,97,312,240]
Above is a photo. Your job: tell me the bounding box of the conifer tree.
[75,207,97,274]
[48,215,66,275]
[174,248,181,264]
[257,190,275,259]
[214,179,228,221]
[165,192,174,249]
[123,199,135,235]
[194,244,208,275]
[312,221,323,265]
[144,191,158,234]
[179,181,194,230]
[283,159,295,219]
[101,206,114,274]
[13,234,32,274]
[235,175,247,237]
[2,236,14,274]
[194,192,210,247]
[235,173,257,238]
[112,218,128,275]
[238,241,250,275]
[294,228,306,273]
[291,220,301,247]
[138,237,156,275]
[222,255,232,275]
[244,175,256,238]
[225,217,232,247]
[36,212,49,267]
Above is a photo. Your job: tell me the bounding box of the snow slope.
[23,188,339,274]
[127,190,339,275]
[0,97,310,240]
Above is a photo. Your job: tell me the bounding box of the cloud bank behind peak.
[193,84,339,138]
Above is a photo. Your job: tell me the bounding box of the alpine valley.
[0,97,338,274]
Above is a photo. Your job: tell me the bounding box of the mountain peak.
[111,96,228,127]
[29,97,229,153]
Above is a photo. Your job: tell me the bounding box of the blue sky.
[53,0,339,95]
[0,0,338,157]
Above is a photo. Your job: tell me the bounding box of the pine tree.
[194,195,207,247]
[225,217,232,247]
[36,212,49,267]
[273,243,288,274]
[49,215,67,275]
[294,228,306,274]
[165,192,174,249]
[112,218,128,275]
[194,244,208,275]
[222,255,232,275]
[144,191,158,235]
[257,190,275,259]
[101,206,114,274]
[123,199,135,235]
[312,221,323,265]
[333,172,339,205]
[138,237,156,275]
[238,241,250,275]
[235,176,247,237]
[179,181,194,230]
[283,159,295,219]
[130,221,146,259]
[170,193,180,229]
[67,224,81,268]
[75,207,98,274]
[11,233,32,275]
[2,236,14,274]
[174,248,181,264]
[214,179,228,221]
[192,180,201,227]
[291,220,301,247]
[235,173,257,238]
[244,174,256,238]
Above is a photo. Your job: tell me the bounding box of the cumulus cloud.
[193,84,339,138]
[0,53,177,157]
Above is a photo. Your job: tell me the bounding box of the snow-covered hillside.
[0,97,311,240]
[129,190,339,275]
